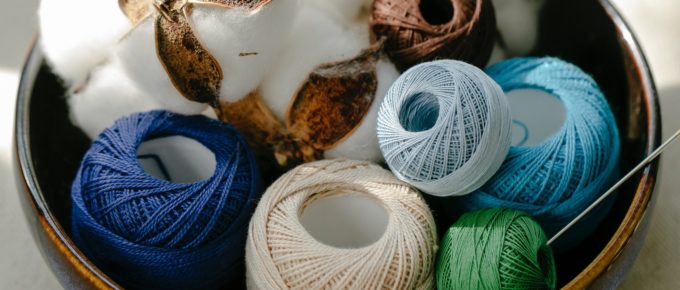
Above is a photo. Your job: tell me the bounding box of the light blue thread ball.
[458,57,621,249]
[377,60,512,197]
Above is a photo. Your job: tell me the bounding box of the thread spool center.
[419,0,454,25]
[399,92,440,132]
[300,192,389,248]
[137,136,216,183]
[507,89,565,146]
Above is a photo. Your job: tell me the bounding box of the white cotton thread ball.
[493,0,546,56]
[260,4,365,119]
[39,0,132,83]
[69,59,166,139]
[246,159,437,290]
[115,0,299,112]
[325,60,400,162]
[377,60,512,197]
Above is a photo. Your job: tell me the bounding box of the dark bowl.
[14,0,661,289]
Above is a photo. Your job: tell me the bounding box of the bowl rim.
[13,0,661,288]
[15,36,121,289]
[563,0,661,288]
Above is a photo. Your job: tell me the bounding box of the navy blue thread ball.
[71,110,262,289]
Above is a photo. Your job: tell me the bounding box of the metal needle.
[548,128,680,246]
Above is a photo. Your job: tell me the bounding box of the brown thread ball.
[370,0,497,71]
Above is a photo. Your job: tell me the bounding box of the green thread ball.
[436,208,557,290]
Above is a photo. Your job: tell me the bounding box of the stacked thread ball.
[370,0,497,70]
[377,59,512,197]
[246,159,438,290]
[436,208,556,290]
[71,110,262,289]
[459,57,621,248]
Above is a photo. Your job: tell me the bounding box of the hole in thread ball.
[399,92,440,132]
[300,192,389,249]
[507,89,565,146]
[137,136,216,183]
[419,0,454,25]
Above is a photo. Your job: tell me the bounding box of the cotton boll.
[69,60,165,139]
[115,18,208,114]
[260,5,365,119]
[494,0,546,56]
[191,0,300,102]
[116,1,299,109]
[39,0,132,83]
[260,5,395,162]
[325,60,400,162]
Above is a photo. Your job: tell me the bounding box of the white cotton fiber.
[39,0,132,84]
[309,0,371,24]
[114,17,208,114]
[191,0,299,102]
[260,5,365,119]
[202,107,219,120]
[325,59,400,162]
[69,59,205,139]
[493,0,546,56]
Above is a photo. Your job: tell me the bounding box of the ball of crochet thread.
[377,60,512,197]
[436,208,556,290]
[246,159,438,290]
[370,0,497,71]
[459,57,621,248]
[71,110,262,289]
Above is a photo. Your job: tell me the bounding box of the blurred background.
[0,0,678,288]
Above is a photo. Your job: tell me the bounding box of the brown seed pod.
[286,41,382,150]
[155,5,223,104]
[218,43,384,169]
[217,92,321,171]
[118,0,273,107]
[217,92,286,156]
[370,0,497,71]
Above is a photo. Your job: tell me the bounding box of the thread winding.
[459,57,621,247]
[377,60,512,197]
[246,159,438,290]
[436,208,557,290]
[370,0,497,71]
[71,110,262,289]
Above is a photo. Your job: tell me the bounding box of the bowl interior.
[19,0,658,288]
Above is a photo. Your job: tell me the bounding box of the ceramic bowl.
[14,0,661,288]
